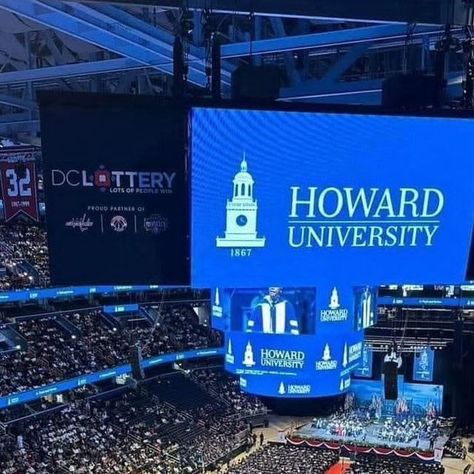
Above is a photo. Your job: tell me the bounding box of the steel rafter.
[219,24,458,58]
[0,94,37,110]
[279,72,464,104]
[0,58,146,85]
[0,0,230,89]
[59,0,470,26]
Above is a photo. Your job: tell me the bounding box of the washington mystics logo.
[216,154,265,248]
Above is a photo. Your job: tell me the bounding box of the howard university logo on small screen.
[216,155,265,257]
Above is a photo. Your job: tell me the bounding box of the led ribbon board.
[191,108,474,287]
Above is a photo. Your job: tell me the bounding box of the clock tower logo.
[216,154,266,248]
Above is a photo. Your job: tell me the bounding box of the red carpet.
[325,461,351,474]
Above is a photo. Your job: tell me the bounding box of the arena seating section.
[349,454,445,474]
[226,444,339,474]
[0,368,266,473]
[0,223,452,474]
[0,306,221,396]
[0,224,49,289]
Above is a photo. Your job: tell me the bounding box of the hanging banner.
[354,343,373,378]
[0,148,39,222]
[413,347,435,382]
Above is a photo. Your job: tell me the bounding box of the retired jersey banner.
[0,148,39,222]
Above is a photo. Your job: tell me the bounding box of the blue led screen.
[213,287,316,335]
[225,329,363,397]
[191,108,474,288]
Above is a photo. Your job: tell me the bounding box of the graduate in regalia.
[246,287,300,335]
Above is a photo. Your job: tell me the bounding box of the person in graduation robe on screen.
[246,287,300,335]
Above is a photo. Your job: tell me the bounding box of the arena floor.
[216,417,472,474]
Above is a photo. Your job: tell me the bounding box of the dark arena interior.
[1,1,474,473]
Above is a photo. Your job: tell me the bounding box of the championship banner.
[0,148,39,222]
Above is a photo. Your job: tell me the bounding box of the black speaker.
[382,74,439,109]
[231,64,281,101]
[172,36,185,98]
[453,312,464,369]
[211,34,221,100]
[467,228,474,281]
[383,361,398,400]
[130,344,144,380]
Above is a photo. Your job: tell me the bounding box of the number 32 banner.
[0,150,39,222]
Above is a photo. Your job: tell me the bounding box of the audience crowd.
[0,223,454,474]
[192,368,266,418]
[0,306,221,396]
[0,369,262,474]
[349,454,445,474]
[0,224,49,289]
[226,444,339,474]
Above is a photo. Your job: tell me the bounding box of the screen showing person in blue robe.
[225,287,315,334]
[354,286,378,330]
[247,287,299,335]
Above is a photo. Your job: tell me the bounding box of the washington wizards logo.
[110,215,127,232]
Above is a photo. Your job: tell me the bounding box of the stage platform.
[293,417,441,452]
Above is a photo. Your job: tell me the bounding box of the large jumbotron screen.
[191,107,474,288]
[191,107,474,397]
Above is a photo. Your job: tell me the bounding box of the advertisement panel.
[0,346,224,409]
[239,372,353,398]
[191,108,474,287]
[40,99,189,286]
[0,148,39,222]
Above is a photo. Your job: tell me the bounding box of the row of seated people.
[192,367,265,417]
[348,454,445,474]
[0,371,256,474]
[0,306,222,396]
[0,224,49,289]
[226,444,339,474]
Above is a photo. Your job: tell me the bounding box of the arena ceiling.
[0,0,472,142]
